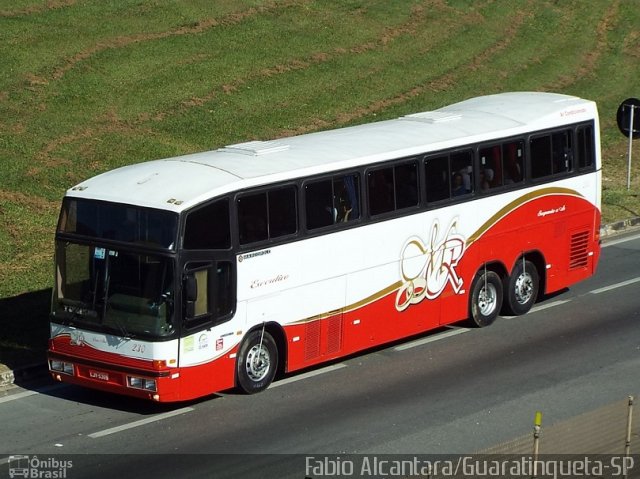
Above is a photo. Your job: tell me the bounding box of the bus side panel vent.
[304,320,321,361]
[569,230,590,269]
[326,315,343,355]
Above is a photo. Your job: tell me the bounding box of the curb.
[600,216,640,237]
[2,217,640,390]
[0,362,49,389]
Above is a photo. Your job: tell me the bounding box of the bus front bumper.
[48,352,180,402]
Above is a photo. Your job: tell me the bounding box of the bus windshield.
[52,243,175,338]
[58,198,178,249]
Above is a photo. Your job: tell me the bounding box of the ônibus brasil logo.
[7,455,72,479]
[395,218,466,312]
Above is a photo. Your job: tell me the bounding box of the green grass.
[1,0,640,362]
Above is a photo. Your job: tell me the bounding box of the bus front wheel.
[236,329,278,394]
[503,260,539,316]
[469,270,503,327]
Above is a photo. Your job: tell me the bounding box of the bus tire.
[469,270,503,327]
[503,260,539,316]
[236,329,278,394]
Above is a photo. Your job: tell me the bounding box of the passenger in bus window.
[339,174,359,220]
[479,170,491,191]
[460,167,472,192]
[338,198,353,222]
[452,173,467,196]
[503,142,523,183]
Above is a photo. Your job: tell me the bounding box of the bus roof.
[66,91,597,212]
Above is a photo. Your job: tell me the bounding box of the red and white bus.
[49,92,601,402]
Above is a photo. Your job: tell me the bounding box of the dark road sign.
[617,98,640,139]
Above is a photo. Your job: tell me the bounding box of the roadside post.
[624,396,634,479]
[616,98,640,190]
[532,411,542,478]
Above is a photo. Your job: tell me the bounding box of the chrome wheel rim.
[478,283,497,316]
[514,272,534,305]
[245,344,270,382]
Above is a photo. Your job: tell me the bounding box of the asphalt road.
[1,231,639,478]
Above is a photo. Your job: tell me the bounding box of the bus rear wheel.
[503,260,539,316]
[469,270,503,327]
[236,329,278,394]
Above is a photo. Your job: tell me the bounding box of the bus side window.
[237,193,268,244]
[192,269,209,317]
[215,261,233,317]
[334,174,360,222]
[305,179,334,230]
[552,130,573,174]
[503,141,524,184]
[531,129,573,179]
[367,162,418,216]
[530,135,552,179]
[577,125,595,170]
[184,260,234,329]
[184,199,231,250]
[478,141,524,191]
[395,162,419,209]
[268,186,297,238]
[184,265,210,330]
[368,167,394,216]
[238,186,297,244]
[425,155,450,202]
[450,150,473,196]
[479,146,502,191]
[306,174,360,229]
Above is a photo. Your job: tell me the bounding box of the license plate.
[89,370,109,381]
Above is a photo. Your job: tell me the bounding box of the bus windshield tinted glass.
[58,198,178,249]
[52,242,175,338]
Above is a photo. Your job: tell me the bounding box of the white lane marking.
[603,232,640,247]
[394,326,469,352]
[0,384,67,405]
[269,363,347,389]
[0,390,38,404]
[530,299,571,313]
[88,407,194,438]
[590,277,640,295]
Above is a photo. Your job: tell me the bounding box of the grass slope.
[0,0,639,360]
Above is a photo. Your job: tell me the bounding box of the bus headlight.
[144,379,157,392]
[128,376,143,389]
[127,376,157,392]
[50,359,74,375]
